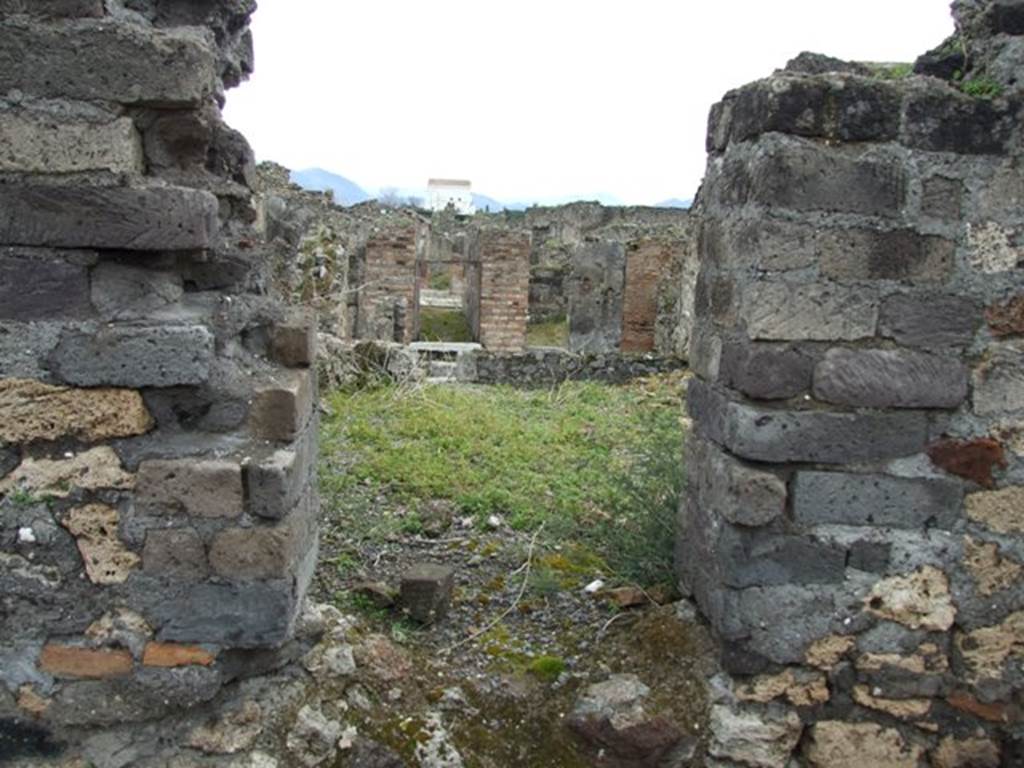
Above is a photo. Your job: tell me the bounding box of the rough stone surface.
[691,436,786,527]
[0,250,92,320]
[0,185,220,251]
[986,293,1024,337]
[734,669,829,707]
[49,325,214,388]
[966,486,1024,534]
[90,263,184,319]
[932,735,1002,768]
[250,369,315,442]
[928,437,1007,488]
[708,703,802,768]
[187,700,263,755]
[741,282,878,341]
[719,341,814,400]
[792,471,963,529]
[135,458,243,518]
[813,347,967,409]
[142,528,208,580]
[400,563,456,623]
[806,721,924,768]
[0,446,133,498]
[0,379,153,444]
[864,566,956,631]
[0,20,218,106]
[286,704,341,768]
[964,536,1023,596]
[878,293,982,349]
[689,379,933,464]
[62,503,140,585]
[0,114,142,174]
[973,340,1024,415]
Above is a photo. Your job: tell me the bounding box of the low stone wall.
[0,1,319,757]
[459,349,685,387]
[680,2,1024,764]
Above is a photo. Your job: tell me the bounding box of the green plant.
[869,62,913,80]
[960,77,1003,99]
[527,655,566,683]
[5,487,41,508]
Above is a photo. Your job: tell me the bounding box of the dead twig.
[442,524,544,657]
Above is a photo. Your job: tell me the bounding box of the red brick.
[927,438,1007,489]
[39,644,133,679]
[986,295,1024,337]
[142,642,215,668]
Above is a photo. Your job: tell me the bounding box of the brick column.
[476,228,530,352]
[0,0,318,741]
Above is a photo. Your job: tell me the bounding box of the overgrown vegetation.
[418,307,473,343]
[869,62,913,80]
[958,75,1004,99]
[320,374,687,585]
[525,316,569,348]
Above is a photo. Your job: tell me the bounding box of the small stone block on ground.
[399,563,455,623]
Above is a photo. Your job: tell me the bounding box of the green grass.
[526,317,569,348]
[418,307,473,343]
[320,374,687,584]
[868,62,913,80]
[959,77,1004,99]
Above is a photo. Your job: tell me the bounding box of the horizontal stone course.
[819,230,954,284]
[689,379,935,464]
[902,87,1019,155]
[0,0,104,18]
[0,114,142,174]
[0,186,220,251]
[49,325,214,388]
[719,341,815,400]
[878,293,982,349]
[741,282,878,341]
[0,20,217,106]
[690,436,787,527]
[813,347,968,409]
[245,421,317,520]
[792,471,964,529]
[0,251,93,320]
[142,528,209,580]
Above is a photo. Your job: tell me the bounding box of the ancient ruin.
[0,0,1022,765]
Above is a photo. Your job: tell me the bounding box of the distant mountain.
[290,168,369,206]
[654,198,693,209]
[473,193,527,213]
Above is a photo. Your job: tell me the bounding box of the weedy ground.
[313,373,712,766]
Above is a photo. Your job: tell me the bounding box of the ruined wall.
[474,229,531,352]
[680,3,1024,764]
[568,241,626,354]
[622,239,676,354]
[0,0,320,755]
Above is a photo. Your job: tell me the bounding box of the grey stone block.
[142,528,208,581]
[741,282,878,342]
[135,458,243,518]
[792,471,964,529]
[245,421,318,520]
[716,528,847,588]
[878,293,982,349]
[148,580,297,648]
[690,435,787,527]
[921,176,963,220]
[49,325,214,387]
[90,262,184,318]
[0,20,217,106]
[0,114,142,174]
[0,251,92,320]
[719,341,815,400]
[688,379,933,464]
[0,321,63,379]
[0,186,219,251]
[48,667,222,727]
[902,88,1018,155]
[819,230,954,284]
[250,368,316,442]
[973,340,1024,415]
[745,136,906,217]
[0,446,18,478]
[813,347,968,409]
[722,75,902,146]
[400,563,455,623]
[0,0,103,18]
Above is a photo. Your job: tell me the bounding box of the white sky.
[223,0,955,206]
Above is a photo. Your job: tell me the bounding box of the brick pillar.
[476,228,530,352]
[359,226,419,343]
[681,37,1024,766]
[0,0,318,741]
[622,238,674,354]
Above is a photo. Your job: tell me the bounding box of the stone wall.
[0,0,320,757]
[679,3,1024,764]
[459,348,685,388]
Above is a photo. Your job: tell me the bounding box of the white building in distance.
[427,178,475,215]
